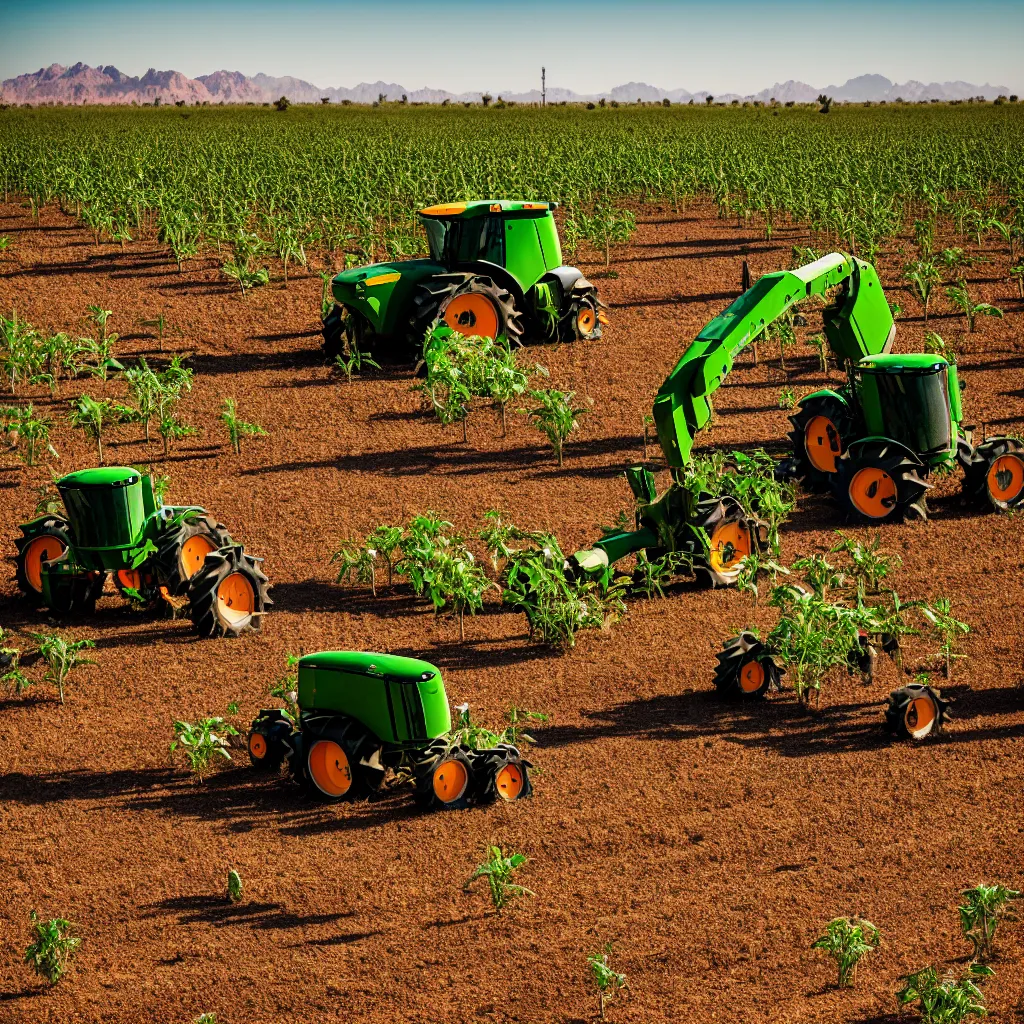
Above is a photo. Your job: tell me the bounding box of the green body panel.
[655,253,895,470]
[331,258,445,335]
[296,651,450,745]
[502,213,563,289]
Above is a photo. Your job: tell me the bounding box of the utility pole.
[541,67,546,107]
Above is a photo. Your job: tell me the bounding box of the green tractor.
[569,252,1022,586]
[15,467,271,637]
[322,200,607,361]
[247,651,532,811]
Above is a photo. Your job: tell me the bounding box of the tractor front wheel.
[301,720,381,801]
[689,495,766,588]
[248,711,293,773]
[476,744,533,803]
[884,683,949,740]
[562,280,605,343]
[962,437,1024,512]
[15,518,72,605]
[413,740,477,811]
[154,513,233,597]
[835,443,932,523]
[787,394,856,493]
[713,632,783,699]
[186,544,271,638]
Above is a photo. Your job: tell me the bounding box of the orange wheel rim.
[443,293,500,339]
[495,763,524,801]
[708,522,752,575]
[905,696,937,739]
[308,739,352,796]
[181,535,217,579]
[24,536,67,592]
[739,660,765,693]
[849,467,897,518]
[804,415,842,474]
[987,454,1024,503]
[217,572,256,626]
[249,733,268,759]
[116,569,142,590]
[576,306,597,334]
[432,757,469,803]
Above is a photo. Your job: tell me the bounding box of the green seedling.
[220,397,267,455]
[778,386,796,409]
[24,910,80,986]
[269,653,300,726]
[466,845,534,915]
[831,531,901,595]
[170,717,239,781]
[139,313,168,349]
[522,387,587,467]
[945,282,1003,333]
[1,403,58,466]
[896,963,993,1024]
[26,631,95,704]
[904,259,942,326]
[811,916,880,987]
[807,332,829,373]
[587,942,630,1020]
[920,599,970,679]
[958,883,1021,960]
[227,870,244,903]
[67,394,127,464]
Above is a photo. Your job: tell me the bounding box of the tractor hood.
[330,258,445,334]
[331,259,437,294]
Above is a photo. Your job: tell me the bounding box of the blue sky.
[1,0,1022,93]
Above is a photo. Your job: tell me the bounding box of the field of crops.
[2,104,1023,266]
[0,104,1023,1024]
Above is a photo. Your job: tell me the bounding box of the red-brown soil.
[0,200,1022,1024]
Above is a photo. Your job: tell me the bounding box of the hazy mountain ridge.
[0,63,1012,106]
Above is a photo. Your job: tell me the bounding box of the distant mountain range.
[0,63,1013,107]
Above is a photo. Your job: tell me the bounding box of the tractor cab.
[853,353,962,459]
[417,200,564,290]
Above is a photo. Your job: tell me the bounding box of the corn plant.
[920,599,970,679]
[169,717,239,781]
[227,869,244,903]
[896,963,993,1024]
[220,397,266,455]
[68,394,130,464]
[139,312,168,350]
[446,703,545,750]
[485,339,530,436]
[84,305,121,379]
[581,201,637,267]
[807,332,829,373]
[1010,263,1024,299]
[831,531,901,596]
[1,403,58,466]
[904,260,942,326]
[479,509,543,570]
[155,358,196,458]
[734,550,788,606]
[1,641,32,695]
[1,311,44,393]
[631,550,694,598]
[419,545,492,640]
[466,845,534,915]
[766,313,796,372]
[958,884,1021,959]
[944,282,1003,333]
[811,917,880,987]
[268,652,300,726]
[522,388,587,467]
[26,631,95,704]
[587,942,630,1020]
[24,911,80,986]
[331,540,381,596]
[220,232,270,297]
[778,386,796,409]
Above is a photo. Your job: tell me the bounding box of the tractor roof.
[299,650,441,683]
[418,200,557,219]
[58,466,141,489]
[858,353,948,373]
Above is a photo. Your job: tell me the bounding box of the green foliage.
[466,845,534,914]
[26,631,95,704]
[920,599,970,679]
[811,917,880,987]
[958,884,1021,959]
[576,200,637,266]
[587,942,630,1019]
[24,910,80,986]
[446,703,547,750]
[904,259,943,325]
[67,394,130,464]
[522,387,587,466]
[631,551,694,598]
[831,531,901,595]
[268,652,300,726]
[333,344,380,383]
[1,403,58,465]
[777,386,796,409]
[220,397,267,455]
[169,717,239,780]
[896,963,994,1024]
[220,232,270,297]
[944,282,1003,332]
[227,870,244,904]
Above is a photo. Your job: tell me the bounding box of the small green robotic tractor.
[322,200,607,361]
[568,252,1022,588]
[15,467,271,637]
[248,651,532,810]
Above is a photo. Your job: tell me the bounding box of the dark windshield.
[871,369,951,454]
[422,216,505,267]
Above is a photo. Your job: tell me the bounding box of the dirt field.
[1,199,1022,1024]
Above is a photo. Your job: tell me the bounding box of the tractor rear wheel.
[787,394,856,492]
[413,740,477,811]
[961,437,1024,512]
[15,518,72,605]
[835,443,932,523]
[713,632,782,699]
[301,719,381,801]
[154,514,233,597]
[475,744,533,803]
[884,682,949,740]
[688,495,766,588]
[186,544,271,638]
[407,273,523,358]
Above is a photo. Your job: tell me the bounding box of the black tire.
[321,304,343,359]
[835,442,932,523]
[406,273,524,358]
[323,304,376,362]
[713,632,783,699]
[300,717,382,801]
[186,544,271,638]
[884,683,950,740]
[15,518,72,605]
[475,744,533,803]
[688,495,767,588]
[413,740,477,811]
[961,436,1024,512]
[153,513,233,598]
[38,552,105,617]
[787,393,857,493]
[560,279,604,343]
[247,711,293,773]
